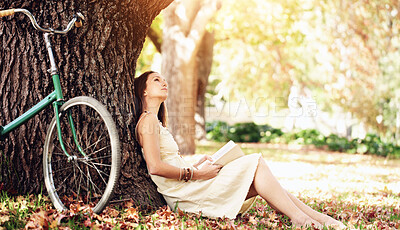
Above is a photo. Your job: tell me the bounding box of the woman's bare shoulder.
[137,113,160,136]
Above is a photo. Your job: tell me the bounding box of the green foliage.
[325,134,351,152]
[206,121,400,158]
[361,134,400,157]
[259,124,285,143]
[205,121,229,142]
[212,0,400,138]
[227,122,261,142]
[136,14,163,75]
[294,129,326,147]
[206,122,268,143]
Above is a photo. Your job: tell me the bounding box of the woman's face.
[145,72,168,101]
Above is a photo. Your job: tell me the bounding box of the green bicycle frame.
[0,33,86,159]
[0,90,57,137]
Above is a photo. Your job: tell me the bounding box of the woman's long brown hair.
[133,71,168,128]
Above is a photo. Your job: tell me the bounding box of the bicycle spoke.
[82,106,88,149]
[83,122,89,154]
[54,142,73,157]
[86,164,100,198]
[86,145,111,158]
[80,161,108,185]
[91,162,112,167]
[53,166,74,173]
[88,155,112,161]
[83,136,106,152]
[73,161,78,198]
[53,133,72,156]
[74,161,101,195]
[77,167,83,199]
[92,129,106,153]
[43,97,121,214]
[65,140,75,153]
[76,162,96,195]
[54,144,64,154]
[86,128,95,153]
[55,171,73,192]
[86,121,102,152]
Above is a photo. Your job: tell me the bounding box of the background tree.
[325,0,400,140]
[194,30,215,141]
[161,0,221,154]
[138,14,215,141]
[0,0,173,208]
[212,0,400,141]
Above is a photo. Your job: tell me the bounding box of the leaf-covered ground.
[1,142,399,229]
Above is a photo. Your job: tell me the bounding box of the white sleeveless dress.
[136,113,261,219]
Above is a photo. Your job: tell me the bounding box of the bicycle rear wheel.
[43,96,121,214]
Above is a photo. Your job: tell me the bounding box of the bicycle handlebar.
[0,9,14,17]
[0,8,84,34]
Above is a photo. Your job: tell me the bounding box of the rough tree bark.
[194,30,214,141]
[161,0,221,154]
[0,0,172,208]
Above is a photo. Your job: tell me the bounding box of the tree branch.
[146,0,175,19]
[147,26,162,53]
[188,0,221,48]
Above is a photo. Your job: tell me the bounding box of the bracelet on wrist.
[184,168,189,182]
[189,166,194,180]
[179,167,195,182]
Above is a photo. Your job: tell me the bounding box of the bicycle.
[0,8,121,214]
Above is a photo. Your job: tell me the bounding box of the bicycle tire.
[43,96,121,214]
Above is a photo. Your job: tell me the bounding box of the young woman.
[133,71,345,229]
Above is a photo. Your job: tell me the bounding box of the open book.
[199,140,244,168]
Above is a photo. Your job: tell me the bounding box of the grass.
[195,141,400,228]
[0,191,47,229]
[0,141,399,229]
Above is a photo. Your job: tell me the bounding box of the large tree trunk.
[161,0,220,154]
[146,18,215,142]
[195,31,214,141]
[0,0,172,208]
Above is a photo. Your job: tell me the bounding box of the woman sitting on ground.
[133,71,345,229]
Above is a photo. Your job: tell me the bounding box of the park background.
[0,0,399,229]
[137,0,400,158]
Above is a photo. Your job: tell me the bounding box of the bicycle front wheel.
[43,96,121,214]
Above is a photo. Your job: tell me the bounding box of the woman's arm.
[138,114,221,180]
[138,114,177,178]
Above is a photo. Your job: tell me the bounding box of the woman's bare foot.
[292,216,323,229]
[313,213,346,229]
[322,218,346,229]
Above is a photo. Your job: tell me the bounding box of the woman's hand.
[193,161,223,180]
[193,155,213,169]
